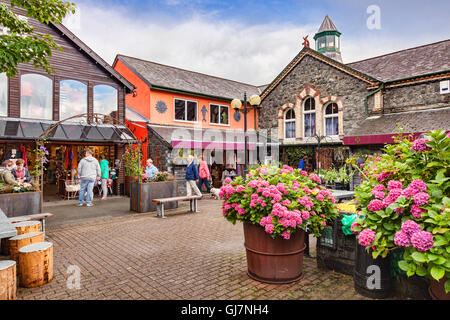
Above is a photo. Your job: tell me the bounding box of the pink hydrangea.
[410,231,434,252]
[264,223,274,234]
[388,180,403,191]
[236,185,245,193]
[368,199,384,212]
[411,205,425,218]
[224,177,232,184]
[395,208,405,215]
[372,185,386,193]
[413,192,430,207]
[394,230,410,247]
[402,220,421,236]
[387,188,403,202]
[402,187,415,199]
[377,171,393,183]
[351,221,360,234]
[301,211,310,220]
[316,194,325,201]
[300,170,308,177]
[409,179,427,193]
[282,199,291,206]
[281,231,291,240]
[411,139,431,153]
[374,191,386,199]
[358,229,376,247]
[309,174,322,184]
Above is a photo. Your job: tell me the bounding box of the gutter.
[365,83,385,117]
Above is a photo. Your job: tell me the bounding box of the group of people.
[0,159,32,186]
[185,155,211,197]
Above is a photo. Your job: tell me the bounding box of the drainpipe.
[364,83,385,118]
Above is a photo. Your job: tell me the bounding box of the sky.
[63,0,450,85]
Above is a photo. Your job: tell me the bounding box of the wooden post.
[0,260,16,300]
[18,242,53,288]
[9,232,45,262]
[14,221,42,236]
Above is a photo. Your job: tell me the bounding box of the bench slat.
[8,213,54,224]
[153,196,201,203]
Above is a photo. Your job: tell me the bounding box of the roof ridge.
[117,54,260,88]
[347,38,450,65]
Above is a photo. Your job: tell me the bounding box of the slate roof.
[347,39,450,82]
[317,15,338,33]
[116,55,261,100]
[347,107,450,136]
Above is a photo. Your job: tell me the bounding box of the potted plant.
[351,130,450,299]
[220,164,338,284]
[122,144,143,196]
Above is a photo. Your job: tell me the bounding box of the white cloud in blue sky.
[64,0,450,85]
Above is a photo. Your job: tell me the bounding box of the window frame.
[324,102,339,137]
[59,79,88,121]
[0,73,8,117]
[209,103,230,126]
[173,98,198,123]
[284,108,296,140]
[303,97,316,138]
[20,72,54,121]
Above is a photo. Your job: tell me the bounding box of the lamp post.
[231,93,261,177]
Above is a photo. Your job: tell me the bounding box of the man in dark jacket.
[185,155,202,197]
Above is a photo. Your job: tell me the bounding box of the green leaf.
[411,252,426,263]
[445,279,450,294]
[430,266,445,281]
[416,265,427,277]
[398,260,410,272]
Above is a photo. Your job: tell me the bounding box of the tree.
[0,0,76,77]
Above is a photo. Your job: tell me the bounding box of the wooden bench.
[8,213,54,234]
[152,196,202,219]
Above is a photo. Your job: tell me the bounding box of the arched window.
[324,103,339,136]
[303,97,316,137]
[0,73,7,117]
[60,80,87,121]
[94,84,118,122]
[284,109,296,139]
[21,74,53,120]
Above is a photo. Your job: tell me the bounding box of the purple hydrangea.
[411,205,425,219]
[409,179,427,193]
[413,192,430,207]
[411,139,431,153]
[410,231,434,252]
[394,230,410,247]
[402,220,422,236]
[388,180,403,191]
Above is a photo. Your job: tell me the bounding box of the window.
[318,36,325,49]
[325,103,339,136]
[60,80,87,121]
[94,85,118,119]
[210,104,229,125]
[174,99,197,122]
[303,97,316,137]
[284,109,296,139]
[326,35,335,48]
[335,36,340,49]
[21,74,53,120]
[0,73,7,117]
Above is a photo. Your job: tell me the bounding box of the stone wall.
[259,55,369,140]
[147,129,173,173]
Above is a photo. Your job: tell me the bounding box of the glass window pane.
[175,99,185,121]
[318,37,325,49]
[60,80,87,122]
[20,121,43,138]
[94,85,118,119]
[220,106,229,124]
[210,104,219,123]
[334,117,339,135]
[21,74,53,120]
[187,101,197,122]
[304,114,311,137]
[285,121,295,139]
[63,124,83,140]
[327,35,334,47]
[0,73,7,117]
[311,113,316,136]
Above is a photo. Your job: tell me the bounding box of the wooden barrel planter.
[0,260,16,300]
[1,221,41,256]
[316,214,356,276]
[130,181,178,213]
[18,242,54,288]
[429,277,450,300]
[243,221,306,284]
[0,192,42,218]
[354,242,393,299]
[9,232,45,263]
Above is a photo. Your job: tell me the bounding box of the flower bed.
[351,130,450,298]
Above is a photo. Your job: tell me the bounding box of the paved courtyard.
[7,198,370,300]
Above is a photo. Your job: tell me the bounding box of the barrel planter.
[130,181,178,213]
[429,277,450,300]
[354,242,393,299]
[316,213,356,276]
[0,192,42,218]
[243,221,306,284]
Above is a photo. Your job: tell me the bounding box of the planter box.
[0,191,42,218]
[130,181,178,213]
[316,212,356,275]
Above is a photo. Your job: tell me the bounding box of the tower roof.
[317,15,338,33]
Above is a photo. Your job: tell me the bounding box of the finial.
[302,35,310,48]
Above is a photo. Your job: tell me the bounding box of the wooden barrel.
[14,221,42,235]
[243,222,306,284]
[0,260,16,300]
[18,242,54,288]
[354,242,393,299]
[1,239,10,255]
[9,232,45,262]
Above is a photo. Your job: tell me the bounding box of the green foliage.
[0,0,76,77]
[284,147,312,166]
[123,144,143,177]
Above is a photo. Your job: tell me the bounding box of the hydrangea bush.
[219,165,338,239]
[351,130,450,292]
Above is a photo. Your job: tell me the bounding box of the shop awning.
[0,118,138,144]
[344,107,450,146]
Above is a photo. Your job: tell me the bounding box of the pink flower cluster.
[368,199,384,212]
[309,174,322,184]
[358,229,376,247]
[377,171,393,183]
[411,138,431,153]
[394,220,434,251]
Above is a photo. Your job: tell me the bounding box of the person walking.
[198,156,211,193]
[99,154,110,200]
[185,155,202,197]
[77,149,101,207]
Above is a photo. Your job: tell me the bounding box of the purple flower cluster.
[410,231,434,252]
[394,230,410,247]
[411,138,431,153]
[395,220,434,251]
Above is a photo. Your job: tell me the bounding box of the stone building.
[258,15,450,170]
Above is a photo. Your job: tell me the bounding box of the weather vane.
[302,35,310,48]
